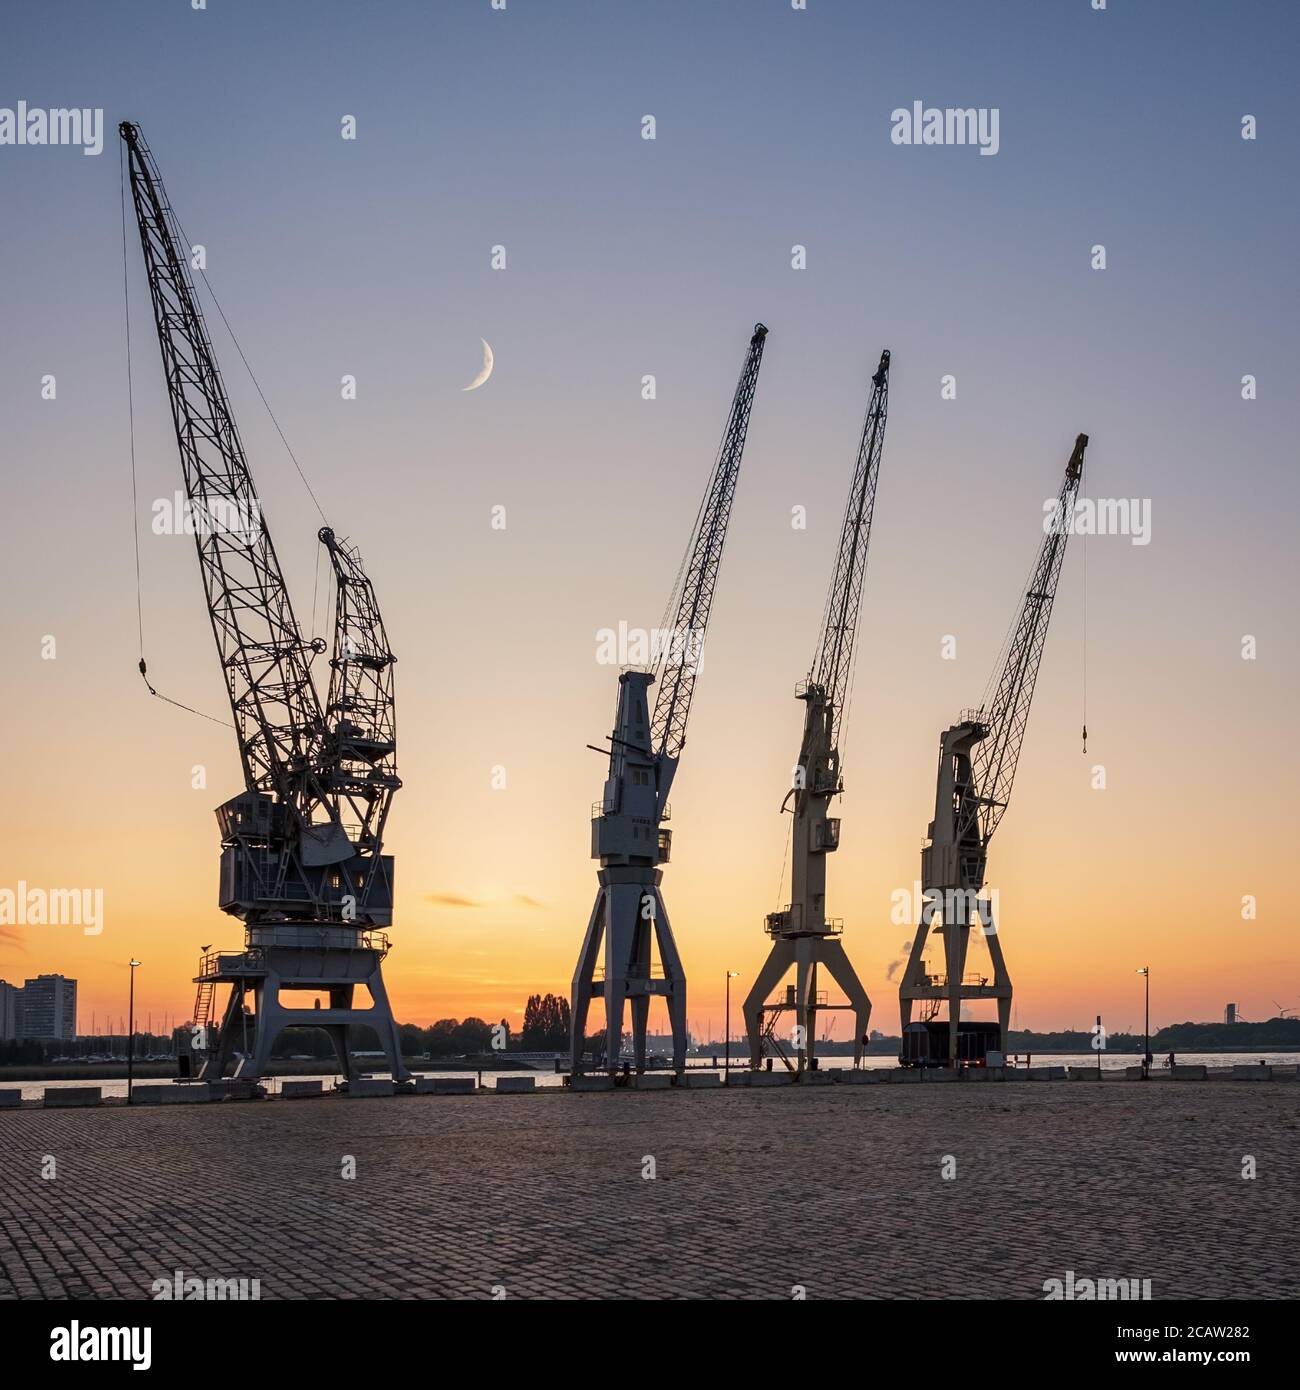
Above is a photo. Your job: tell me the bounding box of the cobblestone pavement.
[1,1081,1295,1300]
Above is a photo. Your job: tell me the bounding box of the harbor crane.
[570,324,770,1077]
[742,350,891,1075]
[899,433,1088,1066]
[120,122,408,1083]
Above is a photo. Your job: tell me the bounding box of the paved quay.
[1,1081,1295,1300]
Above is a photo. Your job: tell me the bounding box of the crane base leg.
[569,871,686,1076]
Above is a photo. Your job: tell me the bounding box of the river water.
[12,1052,1298,1101]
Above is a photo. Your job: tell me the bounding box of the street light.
[127,959,141,1104]
[725,972,739,1074]
[1136,967,1150,1080]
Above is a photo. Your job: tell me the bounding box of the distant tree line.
[520,993,571,1049]
[268,993,572,1059]
[1005,1018,1300,1052]
[0,1033,174,1065]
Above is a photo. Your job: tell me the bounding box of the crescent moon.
[462,338,494,391]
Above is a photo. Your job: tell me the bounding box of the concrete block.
[280,1080,325,1098]
[1068,1066,1104,1081]
[1027,1066,1066,1081]
[1124,1066,1147,1080]
[632,1073,673,1090]
[1172,1065,1207,1080]
[0,1089,22,1107]
[414,1075,476,1094]
[923,1068,959,1083]
[494,1075,536,1093]
[213,1079,263,1100]
[131,1084,212,1104]
[673,1072,721,1088]
[723,1070,752,1086]
[964,1068,992,1082]
[347,1077,395,1098]
[750,1071,794,1087]
[801,1070,835,1086]
[569,1074,615,1092]
[883,1068,922,1083]
[833,1069,879,1084]
[1232,1064,1272,1080]
[43,1086,101,1108]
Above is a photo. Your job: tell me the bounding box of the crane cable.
[1081,447,1088,754]
[168,202,329,528]
[122,145,232,730]
[774,814,792,912]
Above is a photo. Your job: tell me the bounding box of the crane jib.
[972,434,1088,846]
[649,325,768,763]
[810,348,890,757]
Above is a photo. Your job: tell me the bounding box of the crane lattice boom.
[808,348,890,755]
[968,432,1087,845]
[121,120,327,828]
[318,527,401,894]
[650,323,768,761]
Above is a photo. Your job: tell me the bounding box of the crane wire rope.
[1080,448,1088,753]
[122,146,232,729]
[168,202,328,527]
[122,142,330,729]
[774,812,792,912]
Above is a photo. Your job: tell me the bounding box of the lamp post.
[1136,966,1150,1080]
[725,972,738,1074]
[127,959,141,1103]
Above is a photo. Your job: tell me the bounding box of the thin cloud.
[513,894,546,909]
[425,893,483,909]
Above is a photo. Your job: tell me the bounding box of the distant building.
[1224,1003,1238,1025]
[0,980,20,1041]
[19,974,77,1041]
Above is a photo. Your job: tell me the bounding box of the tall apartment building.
[19,974,77,1041]
[0,980,20,1042]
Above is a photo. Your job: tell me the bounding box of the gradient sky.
[1,1,1297,1041]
